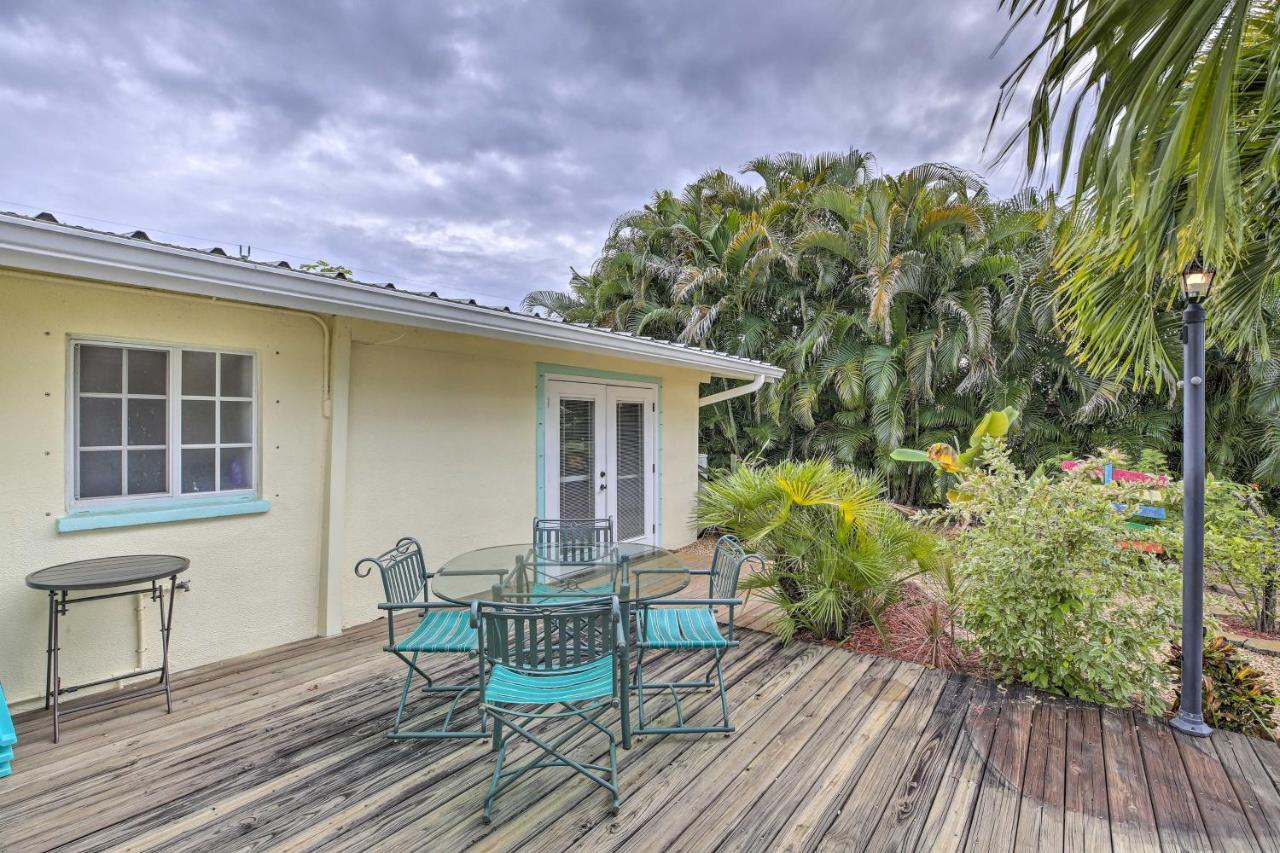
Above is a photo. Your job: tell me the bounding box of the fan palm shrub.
[695,458,938,641]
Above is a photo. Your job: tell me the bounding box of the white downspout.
[698,374,767,408]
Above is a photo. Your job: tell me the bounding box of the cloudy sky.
[0,1,1045,306]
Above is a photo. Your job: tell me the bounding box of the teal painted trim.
[535,363,664,546]
[57,497,271,533]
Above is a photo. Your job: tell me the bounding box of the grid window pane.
[220,401,253,444]
[73,342,258,503]
[181,351,216,396]
[79,345,122,393]
[127,349,168,395]
[181,448,216,493]
[220,353,253,397]
[128,398,166,445]
[220,447,253,490]
[79,450,122,498]
[79,397,122,447]
[182,400,216,444]
[127,449,167,495]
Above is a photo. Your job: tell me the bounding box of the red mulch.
[810,583,988,676]
[1220,613,1280,642]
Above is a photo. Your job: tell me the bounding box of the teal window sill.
[57,497,271,533]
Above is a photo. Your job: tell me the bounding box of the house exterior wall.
[339,318,703,625]
[0,269,329,707]
[0,270,706,707]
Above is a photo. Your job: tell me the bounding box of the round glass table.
[433,542,690,605]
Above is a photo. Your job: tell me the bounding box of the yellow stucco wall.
[339,319,704,626]
[0,270,708,707]
[0,269,328,707]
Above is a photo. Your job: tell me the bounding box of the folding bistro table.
[26,555,189,742]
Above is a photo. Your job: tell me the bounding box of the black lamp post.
[1171,257,1215,738]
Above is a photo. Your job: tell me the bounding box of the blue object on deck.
[0,680,16,778]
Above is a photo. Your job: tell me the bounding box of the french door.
[545,379,657,544]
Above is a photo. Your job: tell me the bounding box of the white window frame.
[66,336,260,511]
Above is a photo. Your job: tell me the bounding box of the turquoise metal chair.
[632,535,763,735]
[530,517,615,601]
[0,680,15,778]
[471,596,625,823]
[354,537,490,740]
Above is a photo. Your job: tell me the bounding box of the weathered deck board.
[1013,697,1067,851]
[5,613,1280,852]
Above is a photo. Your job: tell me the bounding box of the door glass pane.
[79,345,122,393]
[616,401,646,540]
[127,349,168,395]
[79,397,122,447]
[220,446,253,490]
[79,450,122,498]
[181,351,216,396]
[182,400,216,444]
[128,398,167,445]
[220,353,253,397]
[127,449,167,494]
[559,398,595,521]
[181,448,217,493]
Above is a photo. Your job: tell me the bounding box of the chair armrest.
[377,601,466,611]
[688,569,712,576]
[640,597,742,608]
[632,567,689,575]
[437,569,509,578]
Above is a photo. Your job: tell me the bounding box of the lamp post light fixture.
[1171,257,1216,738]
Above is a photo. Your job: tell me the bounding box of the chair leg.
[713,649,732,733]
[483,728,508,824]
[386,651,487,740]
[635,644,648,732]
[481,705,620,822]
[391,652,418,736]
[633,646,736,736]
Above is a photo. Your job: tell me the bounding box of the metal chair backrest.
[475,597,619,672]
[533,517,615,563]
[354,537,429,604]
[708,535,763,600]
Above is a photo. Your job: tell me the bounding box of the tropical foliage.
[527,150,1280,502]
[1169,636,1280,740]
[996,0,1280,388]
[694,458,937,641]
[937,443,1181,713]
[1205,478,1280,631]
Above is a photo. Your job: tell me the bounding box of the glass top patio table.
[433,542,691,605]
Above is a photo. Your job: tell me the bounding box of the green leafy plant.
[891,406,1020,474]
[1204,479,1280,632]
[1169,636,1279,740]
[940,442,1181,713]
[696,458,938,642]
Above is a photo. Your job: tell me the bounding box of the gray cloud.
[0,0,1041,305]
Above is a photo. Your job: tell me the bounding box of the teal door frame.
[536,363,663,545]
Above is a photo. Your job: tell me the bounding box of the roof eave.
[0,216,783,381]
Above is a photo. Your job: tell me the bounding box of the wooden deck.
[5,608,1280,851]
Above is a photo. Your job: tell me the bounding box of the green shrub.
[1169,636,1279,739]
[696,458,938,642]
[1203,479,1280,632]
[942,443,1180,714]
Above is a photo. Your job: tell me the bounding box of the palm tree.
[995,0,1280,386]
[526,149,1280,501]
